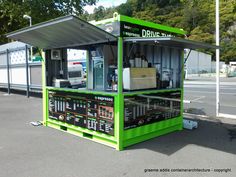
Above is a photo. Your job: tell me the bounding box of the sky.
[84,0,127,14]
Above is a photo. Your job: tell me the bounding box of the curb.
[183,113,236,125]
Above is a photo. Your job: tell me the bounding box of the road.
[184,77,236,117]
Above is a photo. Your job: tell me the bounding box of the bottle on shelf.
[135,53,142,68]
[129,53,135,68]
[141,55,148,68]
[111,72,118,91]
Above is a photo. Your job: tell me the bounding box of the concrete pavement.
[0,91,236,177]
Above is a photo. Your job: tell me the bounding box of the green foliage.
[87,0,236,62]
[2,0,236,62]
[0,0,96,44]
[116,3,133,16]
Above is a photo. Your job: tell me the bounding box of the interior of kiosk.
[46,41,181,91]
[7,14,217,150]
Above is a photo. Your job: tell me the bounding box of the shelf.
[123,88,182,96]
[46,87,118,96]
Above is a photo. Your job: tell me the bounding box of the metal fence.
[0,45,42,97]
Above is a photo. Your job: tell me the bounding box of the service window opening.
[45,41,118,92]
[67,49,87,89]
[123,41,182,92]
[45,48,87,89]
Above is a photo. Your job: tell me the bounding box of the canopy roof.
[124,37,219,49]
[7,15,117,49]
[7,15,218,50]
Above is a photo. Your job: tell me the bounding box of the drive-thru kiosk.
[7,13,218,150]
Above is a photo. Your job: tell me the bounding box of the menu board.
[48,91,114,135]
[124,91,181,130]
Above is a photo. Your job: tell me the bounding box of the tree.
[0,0,97,44]
[93,6,106,21]
[87,0,236,62]
[116,3,133,16]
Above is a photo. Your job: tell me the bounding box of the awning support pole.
[179,49,192,75]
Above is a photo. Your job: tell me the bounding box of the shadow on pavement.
[126,118,236,155]
[184,108,206,115]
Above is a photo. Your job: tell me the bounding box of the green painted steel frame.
[123,116,182,147]
[117,37,124,150]
[118,15,186,36]
[45,86,119,149]
[42,18,185,151]
[90,13,186,36]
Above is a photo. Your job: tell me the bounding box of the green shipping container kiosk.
[7,13,218,150]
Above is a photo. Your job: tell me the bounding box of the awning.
[7,15,117,49]
[124,37,219,49]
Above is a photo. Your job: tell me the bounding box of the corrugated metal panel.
[7,15,117,49]
[124,37,219,49]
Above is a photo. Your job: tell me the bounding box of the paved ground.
[0,91,236,177]
[184,77,236,116]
